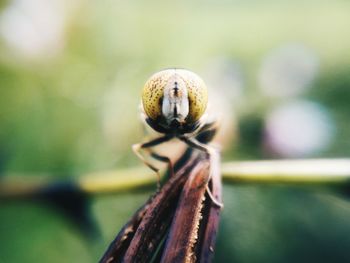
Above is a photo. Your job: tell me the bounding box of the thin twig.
[222,159,350,185]
[1,159,350,199]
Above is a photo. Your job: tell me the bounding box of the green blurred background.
[1,0,350,262]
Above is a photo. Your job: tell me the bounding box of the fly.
[133,68,223,207]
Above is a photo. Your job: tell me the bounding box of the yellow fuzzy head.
[141,69,208,124]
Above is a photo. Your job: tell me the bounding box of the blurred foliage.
[1,0,350,262]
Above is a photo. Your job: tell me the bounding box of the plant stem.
[1,159,350,198]
[222,159,350,185]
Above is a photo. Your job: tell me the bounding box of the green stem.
[1,159,350,198]
[222,158,350,185]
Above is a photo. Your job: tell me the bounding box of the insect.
[133,69,223,207]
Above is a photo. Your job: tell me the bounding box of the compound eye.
[142,70,172,120]
[178,70,208,123]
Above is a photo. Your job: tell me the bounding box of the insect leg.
[149,151,174,178]
[195,120,218,144]
[179,136,216,154]
[132,135,174,189]
[179,136,224,208]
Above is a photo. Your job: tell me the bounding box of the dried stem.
[100,150,222,262]
[199,151,222,263]
[160,157,210,263]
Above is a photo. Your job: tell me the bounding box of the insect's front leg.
[132,134,174,189]
[195,119,219,145]
[179,135,218,156]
